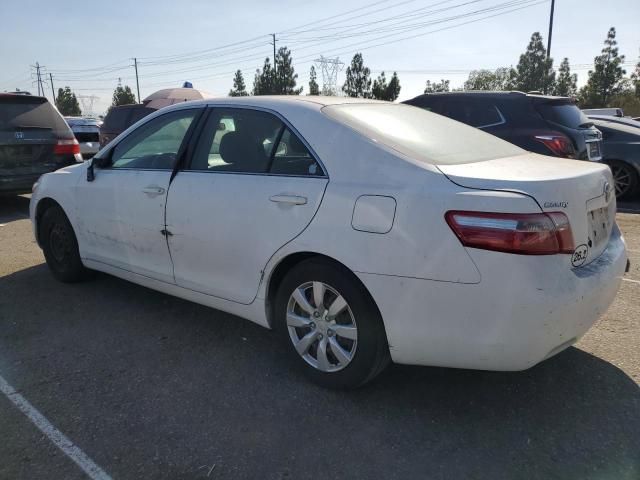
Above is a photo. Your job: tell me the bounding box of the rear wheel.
[609,160,639,199]
[39,205,90,283]
[275,258,390,389]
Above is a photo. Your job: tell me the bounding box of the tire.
[274,258,390,389]
[39,205,90,283]
[609,161,639,200]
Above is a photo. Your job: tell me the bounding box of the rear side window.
[103,107,131,131]
[323,103,524,165]
[537,102,590,129]
[190,108,322,176]
[0,96,71,137]
[440,100,504,128]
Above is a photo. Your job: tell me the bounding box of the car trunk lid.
[438,153,615,266]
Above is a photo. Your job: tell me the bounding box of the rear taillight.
[534,134,575,158]
[54,139,80,155]
[445,211,574,255]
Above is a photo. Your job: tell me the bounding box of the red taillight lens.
[54,139,80,155]
[534,134,575,158]
[445,211,575,255]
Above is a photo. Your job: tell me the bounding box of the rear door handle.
[269,194,307,205]
[142,185,165,196]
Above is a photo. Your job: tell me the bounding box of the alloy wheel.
[611,163,632,198]
[286,281,358,372]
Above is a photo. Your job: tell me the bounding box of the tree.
[112,85,136,106]
[274,47,302,95]
[579,27,627,107]
[424,79,450,93]
[386,72,401,101]
[514,32,555,93]
[252,57,275,95]
[372,72,388,100]
[308,66,320,95]
[630,55,640,98]
[463,67,517,91]
[55,86,81,116]
[554,58,577,97]
[371,71,401,101]
[229,70,248,96]
[342,53,371,98]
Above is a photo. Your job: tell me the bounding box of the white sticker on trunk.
[571,244,589,267]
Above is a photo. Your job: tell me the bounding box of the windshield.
[537,102,591,129]
[322,103,524,165]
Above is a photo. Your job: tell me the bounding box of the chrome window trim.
[476,106,506,129]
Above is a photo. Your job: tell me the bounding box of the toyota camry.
[30,96,628,388]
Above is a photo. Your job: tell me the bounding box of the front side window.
[109,109,197,170]
[190,108,322,176]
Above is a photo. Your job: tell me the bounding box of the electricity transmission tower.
[78,95,99,117]
[314,56,344,96]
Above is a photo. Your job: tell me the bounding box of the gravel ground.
[0,195,638,480]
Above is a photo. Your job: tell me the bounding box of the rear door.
[0,95,72,183]
[166,107,328,304]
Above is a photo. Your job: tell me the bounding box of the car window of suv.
[441,100,504,128]
[190,108,322,176]
[109,109,197,170]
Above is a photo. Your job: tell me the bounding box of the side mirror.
[86,153,112,182]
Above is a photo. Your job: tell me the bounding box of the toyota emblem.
[604,181,611,203]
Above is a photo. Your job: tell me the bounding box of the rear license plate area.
[588,206,611,247]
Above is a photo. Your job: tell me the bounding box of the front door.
[75,108,200,283]
[166,107,328,304]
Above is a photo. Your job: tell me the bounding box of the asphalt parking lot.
[1,195,639,480]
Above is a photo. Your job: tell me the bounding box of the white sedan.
[30,96,628,388]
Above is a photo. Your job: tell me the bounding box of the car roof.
[590,117,640,135]
[162,95,387,111]
[405,91,571,102]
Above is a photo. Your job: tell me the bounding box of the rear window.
[440,101,504,128]
[0,95,71,137]
[537,102,591,129]
[322,103,524,165]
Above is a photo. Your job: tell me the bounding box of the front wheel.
[39,205,90,283]
[275,259,390,389]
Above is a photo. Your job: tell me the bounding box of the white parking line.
[622,278,640,284]
[0,374,112,480]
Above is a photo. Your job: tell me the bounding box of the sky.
[1,0,639,116]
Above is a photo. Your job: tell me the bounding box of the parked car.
[404,92,603,161]
[583,107,624,117]
[1,93,81,195]
[30,97,627,388]
[100,88,212,148]
[99,104,156,148]
[589,117,640,199]
[586,114,640,130]
[65,117,102,159]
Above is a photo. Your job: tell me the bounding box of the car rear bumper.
[0,173,40,194]
[357,227,627,370]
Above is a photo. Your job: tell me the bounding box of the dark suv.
[99,104,156,148]
[403,92,603,161]
[1,94,81,195]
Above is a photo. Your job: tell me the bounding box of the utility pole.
[35,62,42,96]
[546,0,555,59]
[270,34,277,74]
[49,73,56,103]
[133,57,141,103]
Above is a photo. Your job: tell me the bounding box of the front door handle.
[269,194,307,205]
[142,185,165,197]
